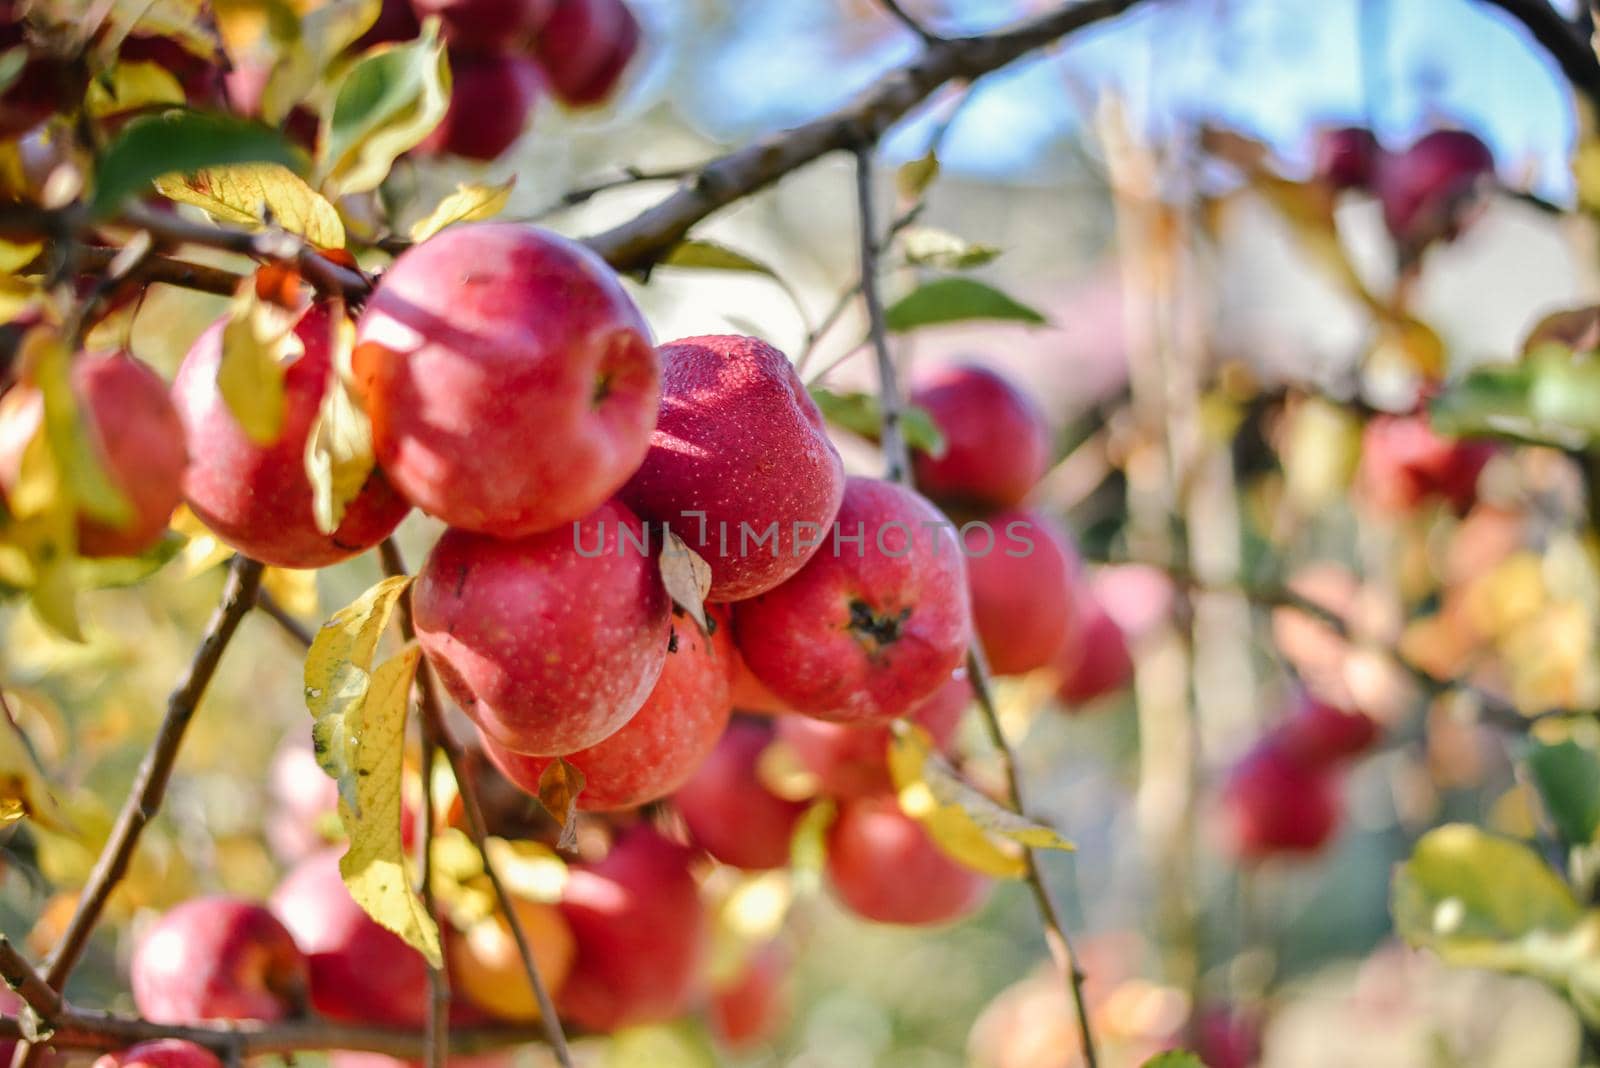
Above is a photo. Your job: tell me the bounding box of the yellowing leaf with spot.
[337,644,442,968]
[305,574,412,812]
[889,724,1073,879]
[156,164,346,248]
[218,284,304,444]
[660,531,712,634]
[0,694,71,832]
[409,179,514,243]
[85,62,186,118]
[304,313,374,534]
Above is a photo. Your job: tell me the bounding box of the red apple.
[116,35,225,108]
[173,302,410,568]
[909,364,1051,510]
[532,0,640,108]
[1220,738,1341,861]
[710,942,790,1051]
[413,498,671,756]
[558,826,708,1032]
[621,334,846,602]
[825,796,991,925]
[1378,128,1495,253]
[1313,125,1381,191]
[729,644,794,716]
[963,508,1080,676]
[265,738,341,861]
[675,719,808,870]
[733,476,972,723]
[1358,413,1494,516]
[94,1041,222,1068]
[354,223,659,537]
[1053,590,1133,707]
[1192,1003,1263,1068]
[414,52,541,161]
[776,669,970,798]
[0,350,186,558]
[480,610,734,809]
[131,897,309,1024]
[412,0,552,48]
[1277,697,1380,767]
[270,849,430,1027]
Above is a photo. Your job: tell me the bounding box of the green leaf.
[0,49,28,99]
[896,151,939,202]
[660,239,777,274]
[1141,1054,1207,1068]
[1431,351,1600,449]
[319,21,451,196]
[807,387,945,457]
[92,111,300,216]
[883,277,1047,332]
[1527,740,1600,847]
[1393,824,1581,957]
[261,0,383,124]
[899,226,1001,270]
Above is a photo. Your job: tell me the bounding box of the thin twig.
[255,589,314,649]
[33,245,245,297]
[378,541,575,1068]
[12,557,266,1068]
[416,665,449,1068]
[853,145,1101,1068]
[878,0,944,43]
[0,938,63,1021]
[532,166,696,220]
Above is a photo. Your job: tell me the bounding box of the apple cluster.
[370,0,642,161]
[1219,696,1380,861]
[1313,124,1497,260]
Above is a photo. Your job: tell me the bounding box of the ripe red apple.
[481,611,734,808]
[909,364,1051,510]
[173,302,410,568]
[351,0,422,49]
[1357,413,1494,516]
[412,0,552,48]
[414,52,541,161]
[447,895,576,1021]
[265,738,341,861]
[1192,1003,1263,1068]
[1378,128,1495,253]
[825,796,991,925]
[270,849,430,1027]
[94,1041,222,1068]
[733,476,971,723]
[1053,591,1133,707]
[1278,697,1380,766]
[413,499,671,756]
[710,943,790,1051]
[776,669,970,798]
[532,0,640,108]
[963,508,1080,676]
[621,335,846,602]
[354,223,659,537]
[674,719,808,870]
[0,350,186,558]
[729,645,794,715]
[1220,738,1341,861]
[1313,125,1382,191]
[131,897,309,1024]
[558,826,708,1032]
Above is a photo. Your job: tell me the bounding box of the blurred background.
[14,0,1600,1065]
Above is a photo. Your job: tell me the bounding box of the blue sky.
[644,0,1580,199]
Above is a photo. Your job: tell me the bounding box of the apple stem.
[853,146,1102,1068]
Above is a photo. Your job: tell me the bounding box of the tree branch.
[1478,0,1600,110]
[255,589,314,649]
[25,246,244,297]
[580,0,1147,272]
[853,146,1101,1068]
[11,557,266,1068]
[878,0,943,43]
[377,541,574,1068]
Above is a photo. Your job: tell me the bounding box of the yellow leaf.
[305,574,412,811]
[263,565,319,618]
[320,26,451,198]
[482,837,567,903]
[0,237,42,273]
[888,724,1072,879]
[337,644,442,968]
[94,0,218,61]
[536,758,584,851]
[171,505,233,577]
[896,151,939,203]
[218,285,303,444]
[409,180,514,243]
[660,531,712,634]
[85,61,187,118]
[0,693,71,832]
[303,314,374,535]
[156,164,346,248]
